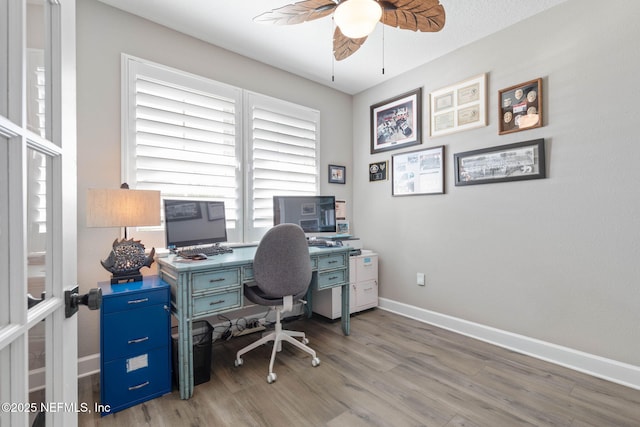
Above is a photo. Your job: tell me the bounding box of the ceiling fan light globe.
[334,0,382,39]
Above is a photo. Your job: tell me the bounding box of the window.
[122,55,320,243]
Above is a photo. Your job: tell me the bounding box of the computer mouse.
[192,253,208,260]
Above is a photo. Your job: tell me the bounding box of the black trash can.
[172,320,213,387]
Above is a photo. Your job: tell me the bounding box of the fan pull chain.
[381,8,385,75]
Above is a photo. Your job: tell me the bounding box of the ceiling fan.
[254,0,446,61]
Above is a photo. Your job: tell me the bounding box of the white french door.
[0,1,78,426]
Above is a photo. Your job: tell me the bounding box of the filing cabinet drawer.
[317,253,346,271]
[356,254,378,283]
[317,268,347,290]
[193,288,242,316]
[103,304,169,361]
[102,346,171,413]
[192,269,240,293]
[102,288,168,314]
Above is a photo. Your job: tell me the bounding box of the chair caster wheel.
[302,338,309,345]
[267,372,277,383]
[311,357,320,367]
[234,358,243,367]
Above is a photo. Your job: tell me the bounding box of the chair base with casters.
[234,295,320,384]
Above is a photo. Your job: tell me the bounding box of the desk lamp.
[87,183,160,284]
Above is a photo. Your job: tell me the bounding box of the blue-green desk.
[156,245,351,399]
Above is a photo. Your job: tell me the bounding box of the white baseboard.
[378,297,640,391]
[77,353,100,378]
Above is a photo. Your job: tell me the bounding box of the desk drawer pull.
[127,298,149,305]
[127,337,149,344]
[210,299,226,306]
[328,260,338,264]
[209,278,226,283]
[128,381,149,391]
[329,276,338,280]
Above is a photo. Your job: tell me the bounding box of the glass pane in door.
[0,136,7,328]
[26,0,47,138]
[27,147,50,311]
[28,320,47,427]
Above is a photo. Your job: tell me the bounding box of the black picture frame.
[454,138,546,186]
[369,160,388,182]
[328,164,346,184]
[371,88,422,154]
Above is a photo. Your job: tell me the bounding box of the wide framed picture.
[392,145,444,196]
[371,88,422,154]
[369,160,388,182]
[429,73,487,137]
[498,78,543,135]
[328,164,346,184]
[453,138,546,186]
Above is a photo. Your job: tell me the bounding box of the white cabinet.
[312,251,378,319]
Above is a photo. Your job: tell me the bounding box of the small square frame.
[328,164,346,184]
[498,78,543,135]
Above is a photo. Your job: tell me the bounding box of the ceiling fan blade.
[254,0,337,25]
[380,0,446,32]
[333,27,368,61]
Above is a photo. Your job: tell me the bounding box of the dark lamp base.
[110,272,143,285]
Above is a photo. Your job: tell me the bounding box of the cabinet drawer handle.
[328,276,338,280]
[128,381,150,391]
[127,298,149,304]
[128,336,149,344]
[328,260,338,264]
[209,278,226,283]
[210,299,226,306]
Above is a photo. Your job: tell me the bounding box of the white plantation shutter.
[122,56,320,244]
[246,92,319,242]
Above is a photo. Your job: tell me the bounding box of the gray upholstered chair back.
[253,223,312,298]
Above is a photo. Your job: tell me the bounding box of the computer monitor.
[273,195,336,234]
[164,199,227,249]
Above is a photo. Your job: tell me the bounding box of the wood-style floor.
[79,309,640,426]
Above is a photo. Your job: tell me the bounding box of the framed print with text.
[371,88,422,154]
[454,138,546,186]
[499,78,543,135]
[392,145,444,196]
[429,74,487,137]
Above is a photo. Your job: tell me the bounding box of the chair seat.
[244,283,308,307]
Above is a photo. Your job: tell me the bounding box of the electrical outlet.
[417,272,425,286]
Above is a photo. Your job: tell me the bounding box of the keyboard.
[177,245,233,259]
[307,239,342,247]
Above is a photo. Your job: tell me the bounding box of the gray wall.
[353,0,640,366]
[76,0,352,359]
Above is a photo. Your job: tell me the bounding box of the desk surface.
[157,245,348,271]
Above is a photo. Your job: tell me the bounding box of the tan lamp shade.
[86,188,161,228]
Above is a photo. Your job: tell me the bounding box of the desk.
[156,245,351,399]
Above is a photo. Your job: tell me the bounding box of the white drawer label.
[126,353,148,373]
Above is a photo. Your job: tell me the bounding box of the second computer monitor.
[273,195,336,234]
[164,199,227,249]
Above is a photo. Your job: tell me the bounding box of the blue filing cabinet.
[99,276,172,416]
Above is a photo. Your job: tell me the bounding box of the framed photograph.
[392,145,444,196]
[454,138,546,186]
[430,74,487,137]
[499,78,543,135]
[336,220,350,235]
[369,160,388,182]
[371,88,422,154]
[328,164,346,184]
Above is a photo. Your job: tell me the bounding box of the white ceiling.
[96,0,568,95]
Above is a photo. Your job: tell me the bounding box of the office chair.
[234,223,320,383]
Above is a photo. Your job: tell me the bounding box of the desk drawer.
[242,265,254,282]
[102,346,171,414]
[102,288,168,314]
[192,269,240,293]
[193,289,242,316]
[317,253,346,271]
[317,268,347,290]
[103,304,169,361]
